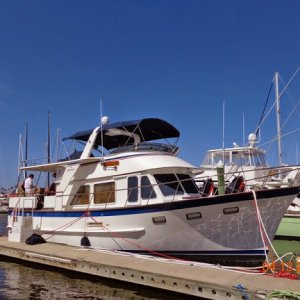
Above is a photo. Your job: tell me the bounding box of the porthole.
[223,207,239,215]
[186,212,202,220]
[152,216,166,224]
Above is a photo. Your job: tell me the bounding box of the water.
[0,215,199,300]
[0,260,193,300]
[0,214,299,299]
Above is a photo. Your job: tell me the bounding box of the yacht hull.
[8,186,299,264]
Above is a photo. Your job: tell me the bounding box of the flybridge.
[19,118,181,169]
[63,118,180,151]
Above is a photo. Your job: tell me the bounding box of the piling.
[217,161,225,195]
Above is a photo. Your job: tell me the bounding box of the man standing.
[24,174,35,196]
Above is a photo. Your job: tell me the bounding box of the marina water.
[0,215,299,299]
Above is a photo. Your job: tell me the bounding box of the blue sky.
[1,0,300,187]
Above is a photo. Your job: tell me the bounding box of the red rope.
[251,191,270,249]
[43,209,90,240]
[88,214,186,261]
[274,270,298,280]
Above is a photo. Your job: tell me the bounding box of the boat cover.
[63,118,180,150]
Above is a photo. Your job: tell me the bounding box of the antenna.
[24,122,28,178]
[222,101,225,164]
[100,99,104,160]
[275,72,283,166]
[18,133,22,178]
[243,113,245,146]
[47,111,51,187]
[296,143,299,165]
[56,128,60,162]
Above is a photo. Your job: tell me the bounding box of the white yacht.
[7,117,300,264]
[194,134,300,192]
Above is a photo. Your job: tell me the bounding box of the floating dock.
[0,236,299,300]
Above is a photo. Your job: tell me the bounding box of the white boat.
[194,136,300,191]
[7,117,300,264]
[195,71,300,241]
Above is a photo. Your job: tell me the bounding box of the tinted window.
[128,176,138,202]
[141,176,156,199]
[154,174,184,196]
[177,174,199,193]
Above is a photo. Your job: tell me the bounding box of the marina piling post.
[217,161,225,195]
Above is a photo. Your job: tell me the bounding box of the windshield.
[202,149,267,167]
[154,173,198,196]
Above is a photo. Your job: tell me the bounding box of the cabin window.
[128,176,138,202]
[71,185,90,205]
[176,174,198,193]
[141,176,156,199]
[154,174,184,196]
[253,153,267,167]
[94,182,115,204]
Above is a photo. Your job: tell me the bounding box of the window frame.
[70,185,90,206]
[127,176,139,203]
[141,175,157,200]
[94,181,116,205]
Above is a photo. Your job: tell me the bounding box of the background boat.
[195,70,300,240]
[0,196,8,214]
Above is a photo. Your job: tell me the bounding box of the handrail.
[11,165,300,211]
[23,175,200,208]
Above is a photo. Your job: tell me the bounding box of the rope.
[255,80,274,138]
[88,214,186,261]
[85,210,277,276]
[251,190,299,275]
[251,190,270,268]
[266,290,300,300]
[43,210,88,240]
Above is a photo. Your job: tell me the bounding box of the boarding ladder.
[7,196,35,243]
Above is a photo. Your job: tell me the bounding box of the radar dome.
[101,116,109,124]
[248,133,257,146]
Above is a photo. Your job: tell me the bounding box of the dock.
[0,236,299,300]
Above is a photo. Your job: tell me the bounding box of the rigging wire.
[255,80,274,138]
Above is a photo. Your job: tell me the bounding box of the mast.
[24,122,28,178]
[243,113,245,146]
[222,101,225,164]
[275,72,283,166]
[56,128,60,162]
[47,111,51,187]
[17,133,24,185]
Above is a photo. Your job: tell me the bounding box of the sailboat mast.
[17,133,23,179]
[275,72,283,166]
[47,111,51,187]
[24,122,28,178]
